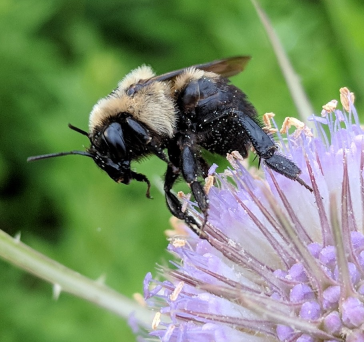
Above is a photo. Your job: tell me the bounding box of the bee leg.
[164,165,206,237]
[180,145,209,228]
[131,171,152,198]
[234,112,277,158]
[126,118,178,173]
[236,112,313,191]
[198,155,210,178]
[264,154,313,191]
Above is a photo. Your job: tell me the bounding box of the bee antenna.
[27,151,94,162]
[68,123,89,137]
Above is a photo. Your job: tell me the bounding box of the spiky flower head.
[143,88,364,342]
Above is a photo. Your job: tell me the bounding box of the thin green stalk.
[0,229,154,327]
[251,0,314,125]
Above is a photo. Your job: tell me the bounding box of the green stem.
[0,229,154,327]
[251,0,314,126]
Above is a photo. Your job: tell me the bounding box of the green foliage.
[1,0,364,340]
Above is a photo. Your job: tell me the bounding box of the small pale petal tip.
[280,117,313,137]
[151,312,161,330]
[340,87,355,111]
[165,216,189,237]
[263,112,278,133]
[133,292,147,307]
[322,99,338,115]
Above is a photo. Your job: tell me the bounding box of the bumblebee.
[28,57,312,235]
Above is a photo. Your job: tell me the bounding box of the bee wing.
[148,56,251,83]
[194,56,251,78]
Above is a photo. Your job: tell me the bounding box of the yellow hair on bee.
[117,65,155,90]
[89,66,177,137]
[173,67,218,93]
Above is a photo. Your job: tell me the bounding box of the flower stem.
[250,0,314,125]
[0,229,153,327]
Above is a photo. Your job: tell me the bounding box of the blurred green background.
[1,0,364,341]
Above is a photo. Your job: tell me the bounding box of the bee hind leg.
[264,154,313,191]
[235,111,313,192]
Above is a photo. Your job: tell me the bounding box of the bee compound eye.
[103,122,127,159]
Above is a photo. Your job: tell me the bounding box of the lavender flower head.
[143,88,364,342]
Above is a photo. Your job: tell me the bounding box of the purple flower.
[143,88,364,341]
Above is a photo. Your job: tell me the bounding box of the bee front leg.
[164,165,205,237]
[131,171,152,199]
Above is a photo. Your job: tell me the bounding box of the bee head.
[89,121,132,185]
[27,123,151,197]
